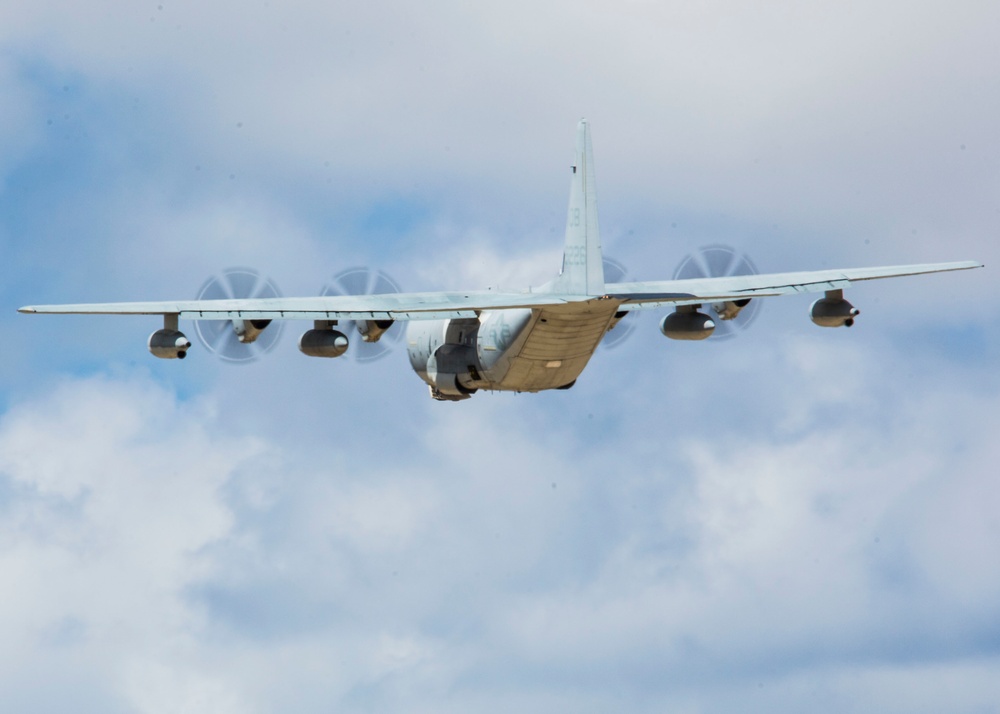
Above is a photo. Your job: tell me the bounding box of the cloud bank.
[1,1,998,712]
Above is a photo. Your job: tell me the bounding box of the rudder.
[550,119,605,295]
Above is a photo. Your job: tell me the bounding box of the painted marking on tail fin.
[552,119,605,295]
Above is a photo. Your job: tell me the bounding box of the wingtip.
[18,306,36,314]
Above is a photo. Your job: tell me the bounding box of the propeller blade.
[333,268,372,296]
[320,267,403,362]
[672,245,761,340]
[704,246,737,277]
[194,268,284,363]
[371,271,401,295]
[600,257,634,349]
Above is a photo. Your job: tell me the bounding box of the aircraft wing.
[17,290,578,321]
[607,261,984,309]
[18,262,983,319]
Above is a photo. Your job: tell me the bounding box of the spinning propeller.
[602,245,760,346]
[671,244,761,339]
[193,268,284,363]
[192,266,403,364]
[600,256,635,349]
[190,248,754,363]
[320,267,403,363]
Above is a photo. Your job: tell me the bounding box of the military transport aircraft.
[19,120,982,400]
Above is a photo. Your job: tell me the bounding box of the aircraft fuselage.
[406,300,623,400]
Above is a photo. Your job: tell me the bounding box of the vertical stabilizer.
[550,119,605,295]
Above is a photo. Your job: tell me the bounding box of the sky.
[1,1,998,712]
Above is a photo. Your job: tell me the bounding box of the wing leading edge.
[17,290,578,320]
[608,260,983,310]
[18,261,982,319]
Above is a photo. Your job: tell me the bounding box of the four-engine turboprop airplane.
[19,120,983,400]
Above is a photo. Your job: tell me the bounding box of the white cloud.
[1,336,998,711]
[4,0,998,247]
[2,1,999,711]
[0,376,253,712]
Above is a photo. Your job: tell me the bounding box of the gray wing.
[18,261,983,318]
[607,261,983,309]
[18,290,576,320]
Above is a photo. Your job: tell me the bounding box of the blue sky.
[1,2,998,712]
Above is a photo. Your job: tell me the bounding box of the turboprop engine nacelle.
[407,318,484,401]
[425,344,479,400]
[232,318,272,344]
[660,308,716,340]
[356,319,394,343]
[148,329,191,359]
[713,298,752,321]
[810,290,860,327]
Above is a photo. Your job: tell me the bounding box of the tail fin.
[550,119,605,295]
